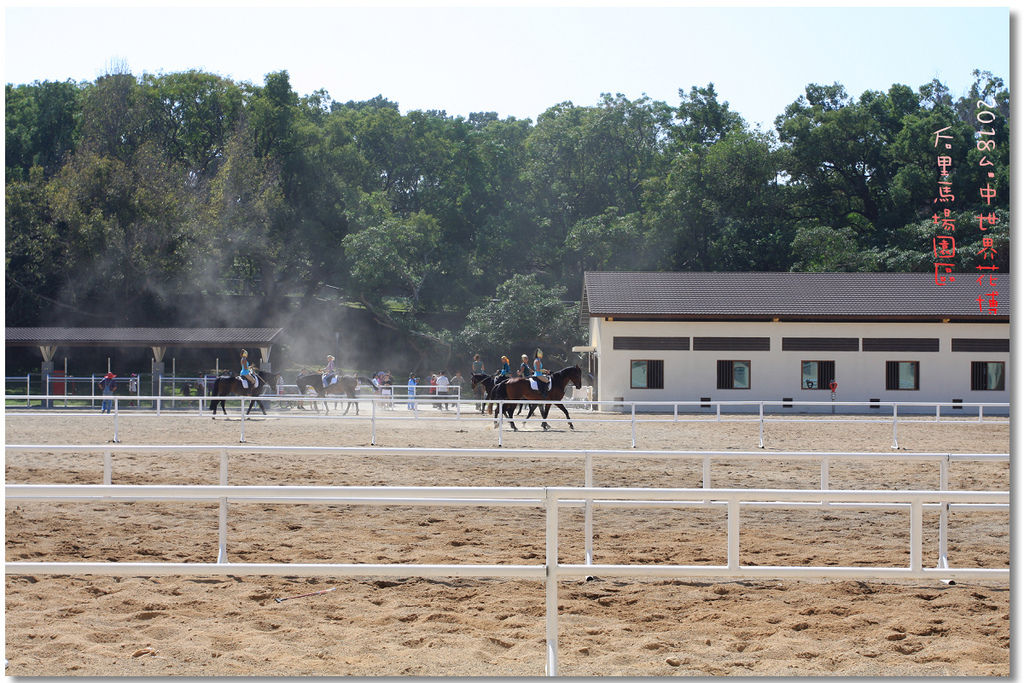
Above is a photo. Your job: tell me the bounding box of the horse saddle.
[528,376,549,392]
[322,374,337,388]
[239,374,258,390]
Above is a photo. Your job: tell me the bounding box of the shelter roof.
[581,272,1009,323]
[5,327,285,348]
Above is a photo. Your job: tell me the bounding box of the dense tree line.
[5,69,1010,369]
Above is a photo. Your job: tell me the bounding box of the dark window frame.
[800,360,836,390]
[970,361,1005,391]
[717,360,752,390]
[630,359,665,389]
[885,360,920,391]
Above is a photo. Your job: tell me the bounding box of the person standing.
[436,370,450,410]
[452,370,466,408]
[471,354,486,410]
[407,373,417,410]
[276,373,286,409]
[99,371,117,413]
[382,370,394,409]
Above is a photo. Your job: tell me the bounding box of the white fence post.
[891,404,899,449]
[910,499,923,573]
[584,453,593,566]
[758,402,764,448]
[939,455,950,568]
[218,449,228,564]
[371,396,377,446]
[239,399,246,443]
[820,456,829,508]
[103,450,112,485]
[498,401,504,448]
[544,488,559,677]
[630,403,637,449]
[727,498,740,570]
[113,398,120,443]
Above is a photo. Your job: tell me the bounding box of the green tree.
[459,274,582,365]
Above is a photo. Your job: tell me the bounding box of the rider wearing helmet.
[323,354,336,388]
[240,349,258,389]
[532,349,551,397]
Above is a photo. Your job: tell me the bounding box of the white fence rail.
[5,482,1010,676]
[6,443,1008,571]
[3,393,1011,450]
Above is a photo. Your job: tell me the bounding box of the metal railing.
[4,482,1009,676]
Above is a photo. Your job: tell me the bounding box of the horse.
[490,365,583,431]
[470,372,509,416]
[209,368,280,417]
[295,373,374,414]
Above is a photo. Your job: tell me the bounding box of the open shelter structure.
[5,327,284,399]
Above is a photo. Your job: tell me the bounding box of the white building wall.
[591,319,1009,413]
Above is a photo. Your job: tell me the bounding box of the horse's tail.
[356,376,376,387]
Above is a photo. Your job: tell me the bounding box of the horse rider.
[240,349,258,389]
[322,354,336,388]
[532,349,552,397]
[496,355,511,381]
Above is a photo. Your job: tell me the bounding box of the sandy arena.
[4,403,1010,676]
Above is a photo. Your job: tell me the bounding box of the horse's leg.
[552,402,573,430]
[540,403,551,431]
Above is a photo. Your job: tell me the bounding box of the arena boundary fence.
[3,393,1011,450]
[4,483,1010,676]
[5,443,1009,571]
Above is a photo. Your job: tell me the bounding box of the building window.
[717,360,751,390]
[885,361,919,391]
[630,360,664,389]
[971,362,1005,391]
[801,360,836,389]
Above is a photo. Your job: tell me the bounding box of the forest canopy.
[5,68,1010,368]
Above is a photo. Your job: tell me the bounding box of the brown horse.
[491,365,583,431]
[295,373,374,414]
[209,369,280,417]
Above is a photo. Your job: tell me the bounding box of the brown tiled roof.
[582,272,1009,322]
[5,327,284,347]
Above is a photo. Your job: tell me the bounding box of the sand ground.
[4,404,1010,676]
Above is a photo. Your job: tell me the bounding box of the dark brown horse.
[491,365,583,431]
[209,369,280,417]
[295,373,374,414]
[470,372,510,415]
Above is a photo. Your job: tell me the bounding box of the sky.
[2,3,1013,131]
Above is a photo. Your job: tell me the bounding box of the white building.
[579,272,1009,414]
